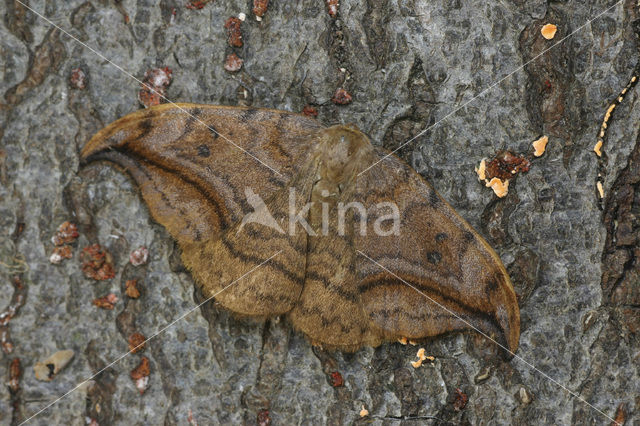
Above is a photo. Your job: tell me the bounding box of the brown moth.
[81,103,520,354]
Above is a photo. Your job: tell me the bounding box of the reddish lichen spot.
[186,1,207,10]
[92,293,118,310]
[49,245,73,265]
[453,388,468,411]
[138,67,173,108]
[52,221,79,246]
[0,330,12,354]
[187,409,198,426]
[326,0,339,18]
[224,17,243,47]
[130,246,149,266]
[484,150,530,181]
[0,277,26,354]
[129,332,146,353]
[331,88,352,105]
[125,279,141,299]
[224,53,244,72]
[253,0,269,18]
[81,244,115,281]
[257,409,271,426]
[130,356,150,394]
[330,371,344,387]
[69,68,87,90]
[611,403,626,426]
[8,358,21,393]
[302,105,318,117]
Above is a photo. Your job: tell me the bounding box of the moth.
[81,104,520,354]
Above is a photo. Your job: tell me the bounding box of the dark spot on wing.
[463,231,475,243]
[197,144,211,158]
[207,124,220,139]
[426,251,442,265]
[435,232,448,242]
[137,118,154,139]
[487,279,498,291]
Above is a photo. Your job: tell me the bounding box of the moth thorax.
[317,124,373,184]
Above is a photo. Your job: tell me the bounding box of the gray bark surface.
[0,0,638,424]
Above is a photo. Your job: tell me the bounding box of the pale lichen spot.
[532,135,548,157]
[541,23,557,40]
[486,177,509,198]
[594,140,603,157]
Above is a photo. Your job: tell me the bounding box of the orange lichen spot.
[532,135,549,157]
[541,24,557,40]
[597,181,604,199]
[594,140,603,157]
[476,159,486,181]
[486,177,509,198]
[398,337,408,345]
[359,405,369,417]
[411,347,429,368]
[605,103,616,122]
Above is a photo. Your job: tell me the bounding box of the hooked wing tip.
[80,112,144,165]
[494,273,520,358]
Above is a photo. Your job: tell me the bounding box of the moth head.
[315,124,374,184]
